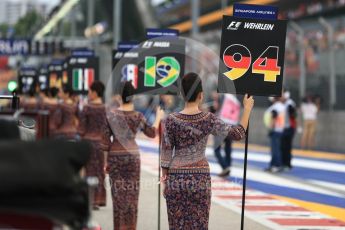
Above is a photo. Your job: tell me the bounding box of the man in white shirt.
[300,96,318,149]
[265,97,285,173]
[281,91,297,171]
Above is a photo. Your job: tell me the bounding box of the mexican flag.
[72,68,95,91]
[121,64,138,89]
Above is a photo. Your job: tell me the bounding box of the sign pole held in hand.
[158,121,162,230]
[218,3,286,230]
[241,94,250,230]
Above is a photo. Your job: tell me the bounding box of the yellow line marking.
[273,195,345,222]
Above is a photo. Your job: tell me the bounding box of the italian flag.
[72,68,95,91]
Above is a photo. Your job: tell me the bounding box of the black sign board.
[18,68,37,94]
[48,60,64,89]
[38,67,49,91]
[66,56,99,94]
[112,47,139,94]
[136,37,185,95]
[112,38,185,96]
[218,16,287,97]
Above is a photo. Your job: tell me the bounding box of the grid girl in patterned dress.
[54,84,79,140]
[79,81,112,208]
[161,73,254,230]
[106,81,164,230]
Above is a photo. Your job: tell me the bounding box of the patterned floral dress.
[53,102,78,140]
[161,112,246,230]
[41,101,59,138]
[106,110,156,230]
[78,103,112,206]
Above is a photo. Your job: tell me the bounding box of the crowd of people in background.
[280,0,345,19]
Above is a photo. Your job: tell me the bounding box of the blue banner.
[71,49,95,57]
[50,59,64,65]
[233,3,278,20]
[146,28,179,39]
[0,39,31,55]
[118,41,139,52]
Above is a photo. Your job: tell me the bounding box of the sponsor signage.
[0,39,30,55]
[146,28,179,39]
[233,3,278,20]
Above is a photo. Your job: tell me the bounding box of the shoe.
[264,167,282,173]
[218,167,231,177]
[271,166,283,173]
[282,166,292,172]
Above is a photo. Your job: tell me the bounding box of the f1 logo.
[143,41,153,48]
[227,21,242,30]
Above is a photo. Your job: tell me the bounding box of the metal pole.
[319,17,336,110]
[88,0,97,51]
[12,92,20,110]
[158,122,162,230]
[70,7,76,37]
[221,0,227,11]
[113,0,122,48]
[87,0,95,27]
[290,22,306,100]
[240,121,249,230]
[191,0,200,72]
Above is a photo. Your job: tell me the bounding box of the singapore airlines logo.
[227,21,242,30]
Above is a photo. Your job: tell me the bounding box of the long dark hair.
[181,72,203,102]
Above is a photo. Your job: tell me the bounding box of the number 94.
[222,44,281,82]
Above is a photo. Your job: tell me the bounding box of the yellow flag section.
[274,195,345,222]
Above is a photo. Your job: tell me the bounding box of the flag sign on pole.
[48,60,64,89]
[38,66,48,90]
[72,68,95,91]
[121,64,138,88]
[220,4,287,230]
[62,61,68,84]
[67,51,99,94]
[218,13,287,96]
[134,28,184,95]
[18,67,37,94]
[112,42,140,93]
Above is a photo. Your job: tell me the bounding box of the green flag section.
[144,56,156,87]
[72,68,95,91]
[137,38,185,95]
[156,57,180,87]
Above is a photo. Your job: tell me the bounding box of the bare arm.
[153,106,164,129]
[240,94,254,130]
